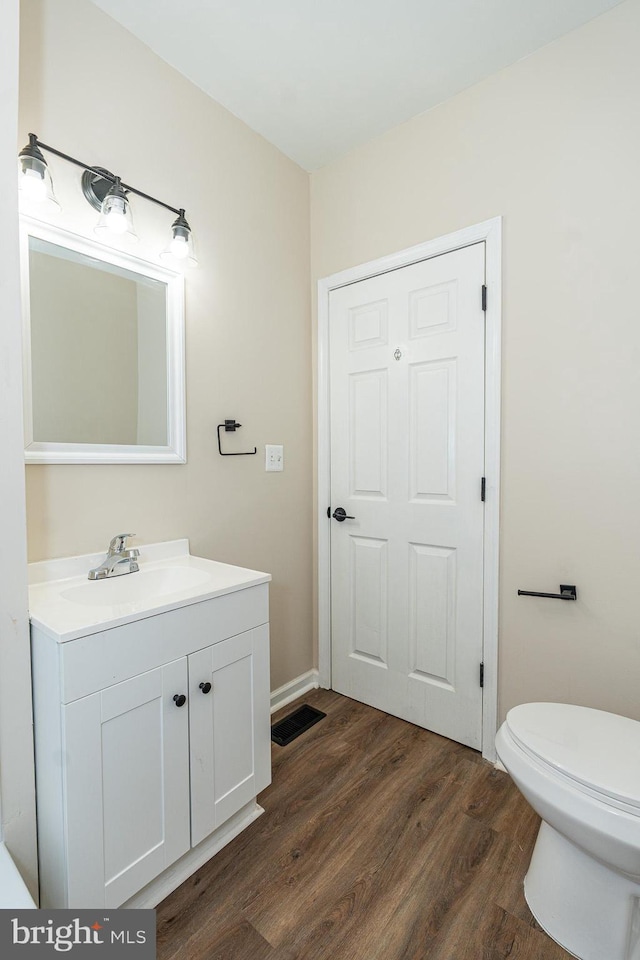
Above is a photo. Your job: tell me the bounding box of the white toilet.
[496,702,640,960]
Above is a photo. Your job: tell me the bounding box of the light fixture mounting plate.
[81,166,117,211]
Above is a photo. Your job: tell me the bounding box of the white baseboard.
[494,758,507,773]
[270,669,320,714]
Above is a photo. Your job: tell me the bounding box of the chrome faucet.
[88,533,140,580]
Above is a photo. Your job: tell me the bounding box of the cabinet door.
[63,658,190,907]
[189,625,271,846]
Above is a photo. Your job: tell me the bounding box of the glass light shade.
[160,212,197,267]
[94,180,138,242]
[18,152,60,213]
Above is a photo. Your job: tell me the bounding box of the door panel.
[189,625,271,847]
[64,658,190,908]
[348,298,388,350]
[330,243,485,749]
[350,535,388,666]
[409,359,456,501]
[408,543,456,686]
[211,638,254,811]
[349,369,388,498]
[101,696,164,886]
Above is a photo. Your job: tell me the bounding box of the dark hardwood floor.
[157,689,571,959]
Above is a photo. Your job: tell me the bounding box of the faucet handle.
[109,533,136,555]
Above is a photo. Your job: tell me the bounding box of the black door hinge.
[481,285,487,312]
[480,662,484,688]
[481,477,486,502]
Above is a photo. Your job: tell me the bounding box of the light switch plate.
[265,444,284,472]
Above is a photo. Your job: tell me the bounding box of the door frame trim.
[317,217,502,762]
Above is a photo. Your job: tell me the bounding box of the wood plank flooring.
[157,689,571,960]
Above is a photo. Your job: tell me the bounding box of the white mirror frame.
[20,216,186,464]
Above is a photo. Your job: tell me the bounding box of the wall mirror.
[20,217,186,463]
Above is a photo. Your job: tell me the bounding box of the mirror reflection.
[28,236,168,447]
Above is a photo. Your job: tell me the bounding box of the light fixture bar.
[20,133,198,266]
[30,134,182,216]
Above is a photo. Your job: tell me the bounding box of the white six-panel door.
[329,243,485,749]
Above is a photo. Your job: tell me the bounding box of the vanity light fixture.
[160,210,197,268]
[17,133,197,266]
[94,176,138,243]
[17,134,60,213]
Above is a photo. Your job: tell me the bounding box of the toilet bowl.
[496,703,640,960]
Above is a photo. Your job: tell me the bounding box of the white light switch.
[265,444,284,472]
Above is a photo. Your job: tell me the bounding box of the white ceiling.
[89,0,623,171]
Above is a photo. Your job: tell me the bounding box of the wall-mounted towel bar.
[518,585,577,601]
[216,420,257,456]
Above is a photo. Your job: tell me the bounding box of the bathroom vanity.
[28,540,271,909]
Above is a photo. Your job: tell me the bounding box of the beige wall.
[21,0,312,690]
[311,0,640,722]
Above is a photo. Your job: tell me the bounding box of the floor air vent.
[271,704,326,746]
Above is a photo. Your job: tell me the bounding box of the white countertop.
[29,539,271,642]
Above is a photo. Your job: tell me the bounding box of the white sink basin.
[28,539,271,642]
[61,566,211,607]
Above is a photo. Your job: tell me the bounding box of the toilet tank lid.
[506,702,640,808]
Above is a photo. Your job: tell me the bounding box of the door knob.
[199,682,212,694]
[173,694,187,707]
[332,507,355,522]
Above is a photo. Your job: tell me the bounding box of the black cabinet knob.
[173,694,187,707]
[199,682,212,694]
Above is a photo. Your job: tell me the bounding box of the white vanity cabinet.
[31,568,271,910]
